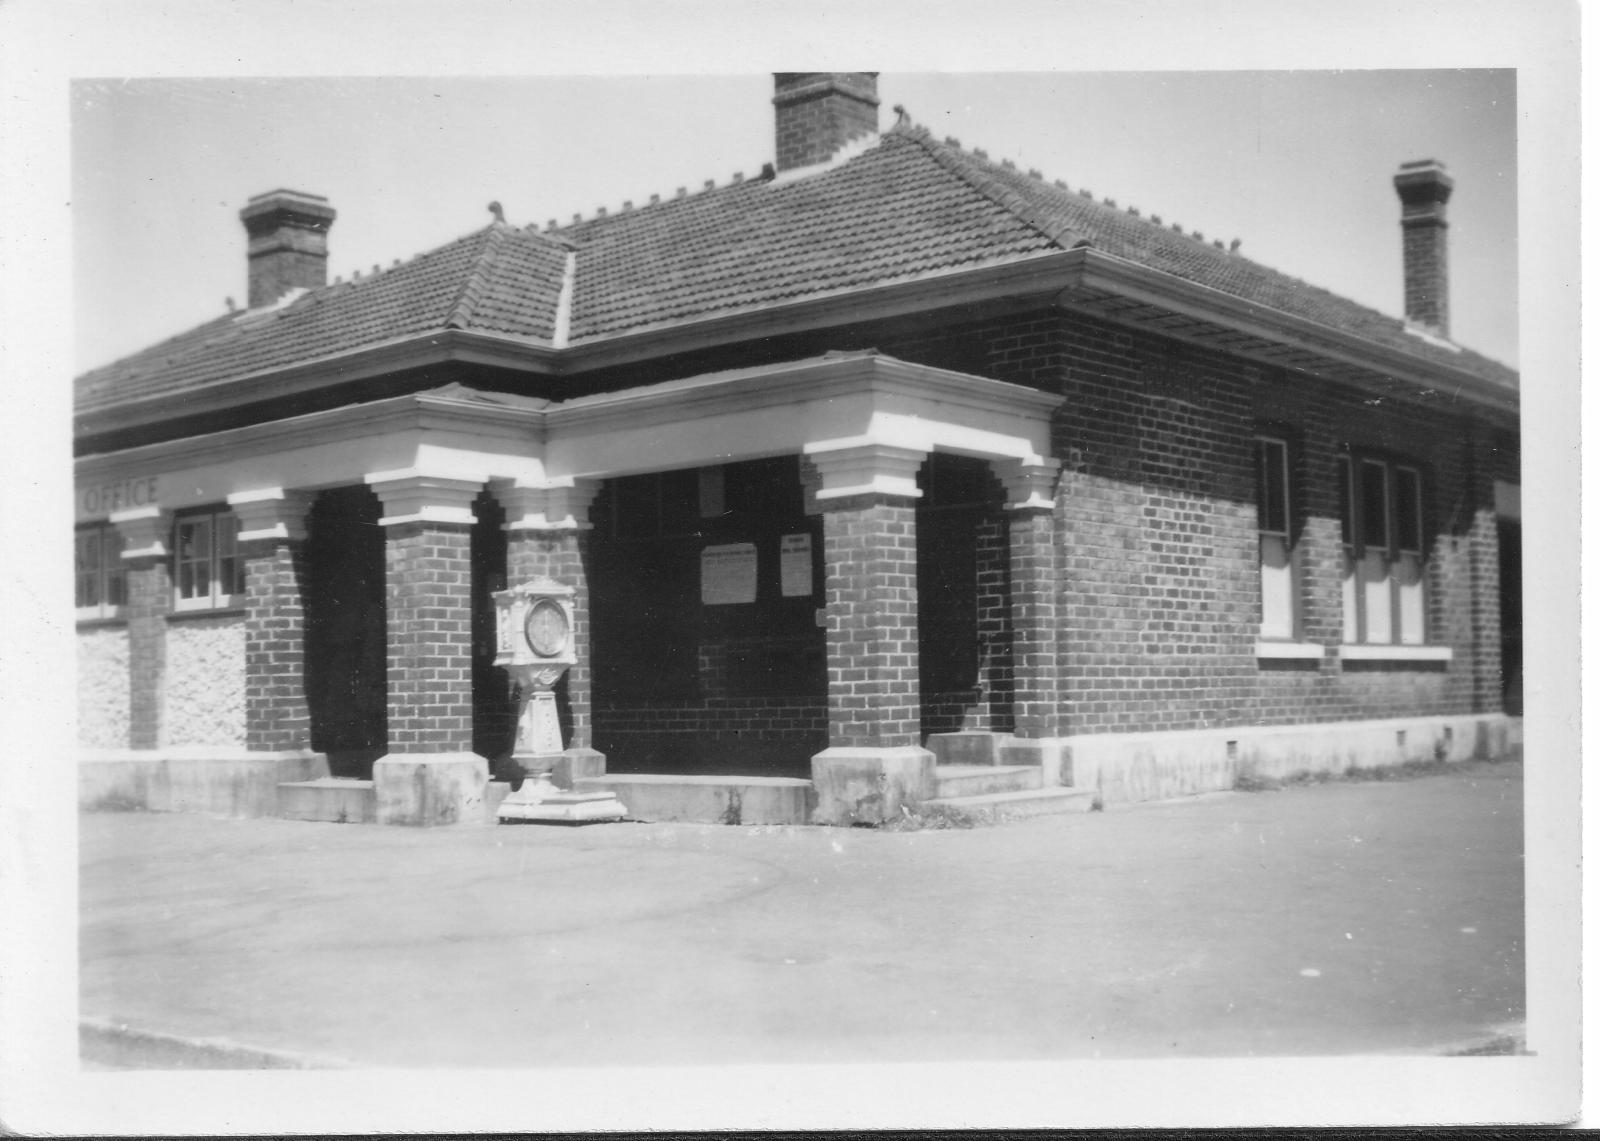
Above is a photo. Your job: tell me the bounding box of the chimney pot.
[772,73,879,172]
[239,189,335,309]
[1393,159,1454,335]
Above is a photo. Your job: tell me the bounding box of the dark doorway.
[918,453,1002,739]
[304,486,387,776]
[471,491,514,773]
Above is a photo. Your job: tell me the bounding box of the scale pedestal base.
[496,772,627,825]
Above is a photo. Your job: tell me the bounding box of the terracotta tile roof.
[76,121,1516,420]
[75,225,569,414]
[912,129,1518,390]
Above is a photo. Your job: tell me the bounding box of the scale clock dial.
[524,598,570,657]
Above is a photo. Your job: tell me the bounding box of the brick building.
[75,73,1520,826]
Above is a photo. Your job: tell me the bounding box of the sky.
[71,69,1519,374]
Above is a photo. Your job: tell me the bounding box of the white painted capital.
[366,468,483,527]
[996,457,1061,511]
[227,487,315,542]
[492,476,600,531]
[803,438,927,501]
[109,505,168,560]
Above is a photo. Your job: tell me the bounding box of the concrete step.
[926,787,1098,820]
[933,763,1041,799]
[277,778,375,824]
[573,774,813,825]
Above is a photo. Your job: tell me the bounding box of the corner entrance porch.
[79,352,1079,826]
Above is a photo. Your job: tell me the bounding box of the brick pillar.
[494,478,605,786]
[1465,433,1504,714]
[112,507,170,750]
[366,469,489,825]
[229,489,315,753]
[804,440,935,824]
[997,459,1062,738]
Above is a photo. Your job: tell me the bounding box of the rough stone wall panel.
[78,626,131,748]
[163,615,247,748]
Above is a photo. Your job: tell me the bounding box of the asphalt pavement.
[79,759,1524,1069]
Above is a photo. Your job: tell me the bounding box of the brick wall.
[967,304,1511,734]
[384,521,474,753]
[124,556,170,749]
[242,538,311,752]
[820,493,921,747]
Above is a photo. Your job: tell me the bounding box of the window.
[75,524,126,619]
[1339,455,1426,645]
[174,508,245,610]
[1254,435,1295,639]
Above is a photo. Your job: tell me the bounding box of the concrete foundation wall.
[1064,713,1518,806]
[78,626,131,748]
[80,748,329,816]
[163,616,247,748]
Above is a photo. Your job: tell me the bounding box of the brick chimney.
[239,189,337,309]
[1393,159,1454,336]
[772,73,880,172]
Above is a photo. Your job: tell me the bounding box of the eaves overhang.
[1066,248,1519,418]
[76,243,1518,447]
[74,329,562,444]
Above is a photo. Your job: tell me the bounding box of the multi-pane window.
[1339,455,1426,645]
[1254,435,1295,639]
[174,508,245,609]
[75,524,127,618]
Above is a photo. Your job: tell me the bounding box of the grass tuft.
[880,802,989,831]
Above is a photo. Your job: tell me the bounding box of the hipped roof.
[76,122,1518,420]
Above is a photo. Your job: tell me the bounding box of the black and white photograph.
[0,0,1582,1131]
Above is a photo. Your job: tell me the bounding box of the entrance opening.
[590,456,826,776]
[304,486,386,777]
[918,453,1010,740]
[470,490,514,773]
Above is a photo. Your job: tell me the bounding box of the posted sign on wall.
[780,533,813,597]
[701,543,758,605]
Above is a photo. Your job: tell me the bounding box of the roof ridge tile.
[444,225,504,330]
[905,127,1090,251]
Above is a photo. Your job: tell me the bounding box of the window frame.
[75,522,128,622]
[1253,432,1300,643]
[172,506,246,612]
[1339,452,1431,646]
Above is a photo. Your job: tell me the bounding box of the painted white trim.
[1255,641,1324,660]
[1337,644,1454,662]
[768,131,885,185]
[551,252,576,349]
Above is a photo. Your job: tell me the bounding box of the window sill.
[1337,644,1454,663]
[166,605,248,623]
[76,611,128,629]
[1255,641,1325,660]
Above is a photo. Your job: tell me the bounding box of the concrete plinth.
[810,746,935,826]
[997,736,1070,787]
[79,748,329,817]
[497,772,625,825]
[574,774,814,825]
[925,731,1001,767]
[373,752,489,826]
